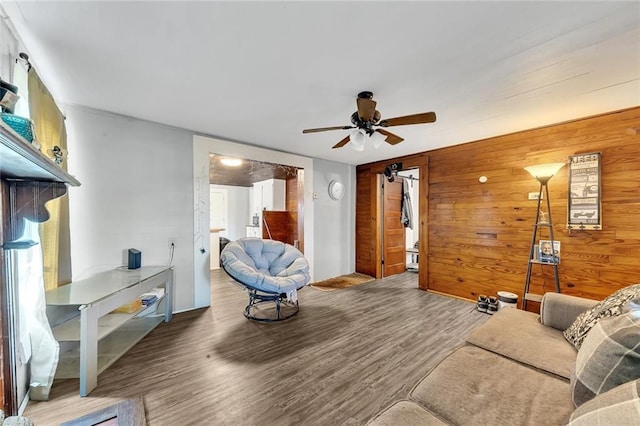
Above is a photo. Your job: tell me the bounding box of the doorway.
[193,135,315,308]
[208,155,303,249]
[355,154,427,288]
[398,169,420,273]
[379,168,420,278]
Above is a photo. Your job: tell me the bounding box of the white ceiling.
[3,1,639,165]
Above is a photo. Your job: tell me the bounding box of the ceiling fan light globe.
[370,131,386,149]
[349,129,366,151]
[349,139,365,151]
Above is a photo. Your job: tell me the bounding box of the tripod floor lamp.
[523,162,565,310]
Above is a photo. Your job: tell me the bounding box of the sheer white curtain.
[15,220,59,401]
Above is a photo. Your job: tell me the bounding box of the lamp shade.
[524,162,565,181]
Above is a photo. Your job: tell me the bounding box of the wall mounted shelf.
[1,121,80,247]
[0,121,80,185]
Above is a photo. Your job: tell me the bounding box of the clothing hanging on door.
[401,178,413,229]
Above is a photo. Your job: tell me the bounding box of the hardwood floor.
[24,270,489,425]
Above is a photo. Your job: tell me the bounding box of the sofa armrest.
[539,293,598,330]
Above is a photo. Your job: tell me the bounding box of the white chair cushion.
[221,238,310,294]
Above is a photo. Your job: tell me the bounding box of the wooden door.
[209,187,228,232]
[355,168,376,277]
[382,178,406,277]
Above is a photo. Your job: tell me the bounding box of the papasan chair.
[220,238,310,322]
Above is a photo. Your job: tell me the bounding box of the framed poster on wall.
[567,152,601,230]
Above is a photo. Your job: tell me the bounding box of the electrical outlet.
[528,192,543,200]
[168,238,176,249]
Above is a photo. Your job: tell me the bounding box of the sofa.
[367,291,640,425]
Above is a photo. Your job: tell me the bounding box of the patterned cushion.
[571,312,640,407]
[569,379,640,425]
[564,284,640,349]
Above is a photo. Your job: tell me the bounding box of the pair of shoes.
[477,295,488,313]
[487,296,498,315]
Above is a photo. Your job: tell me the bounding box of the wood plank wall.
[356,107,640,310]
[296,170,305,253]
[262,211,291,244]
[286,177,298,245]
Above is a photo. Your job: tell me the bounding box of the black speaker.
[128,249,141,269]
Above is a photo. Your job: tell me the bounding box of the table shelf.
[55,316,164,379]
[529,260,559,266]
[52,296,167,342]
[46,266,173,396]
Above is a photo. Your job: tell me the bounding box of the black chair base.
[244,289,299,322]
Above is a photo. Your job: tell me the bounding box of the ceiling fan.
[302,91,436,150]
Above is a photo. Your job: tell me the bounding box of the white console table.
[45,266,173,396]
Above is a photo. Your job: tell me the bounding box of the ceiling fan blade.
[303,125,354,134]
[378,111,437,127]
[332,135,351,149]
[356,97,377,121]
[375,129,404,145]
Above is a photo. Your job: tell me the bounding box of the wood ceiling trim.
[209,155,299,187]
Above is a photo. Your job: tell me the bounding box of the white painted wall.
[211,184,250,241]
[65,106,196,311]
[312,159,356,281]
[64,106,356,313]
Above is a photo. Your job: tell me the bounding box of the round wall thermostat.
[328,180,345,200]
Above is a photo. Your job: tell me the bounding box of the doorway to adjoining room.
[208,154,304,271]
[398,169,419,274]
[378,167,419,278]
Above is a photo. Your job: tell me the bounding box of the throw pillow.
[571,312,640,407]
[563,283,640,349]
[569,379,640,425]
